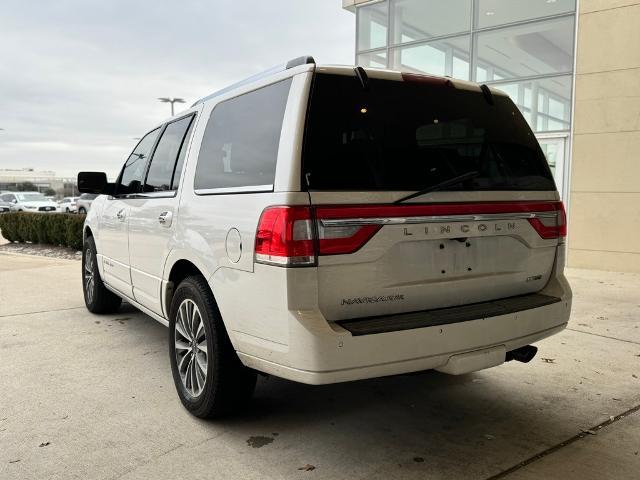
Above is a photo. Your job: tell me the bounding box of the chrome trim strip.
[126,192,177,199]
[320,212,558,227]
[194,184,273,195]
[255,253,315,267]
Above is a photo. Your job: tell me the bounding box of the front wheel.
[82,236,122,313]
[169,275,256,418]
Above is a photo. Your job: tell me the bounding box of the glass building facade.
[355,0,577,196]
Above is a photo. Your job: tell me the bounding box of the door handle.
[158,211,173,226]
[116,209,126,221]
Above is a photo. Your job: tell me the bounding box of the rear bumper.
[237,321,567,384]
[233,273,572,384]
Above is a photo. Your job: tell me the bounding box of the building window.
[354,0,576,134]
[474,0,576,29]
[357,49,387,68]
[473,16,574,81]
[392,0,471,44]
[357,1,388,50]
[390,35,471,80]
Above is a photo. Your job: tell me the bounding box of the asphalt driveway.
[1,252,639,479]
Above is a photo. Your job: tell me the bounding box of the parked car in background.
[0,200,12,213]
[0,192,58,212]
[76,193,97,214]
[78,58,571,419]
[59,196,79,213]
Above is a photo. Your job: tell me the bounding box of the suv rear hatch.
[300,70,565,322]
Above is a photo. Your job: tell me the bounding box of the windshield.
[302,73,555,192]
[16,193,47,202]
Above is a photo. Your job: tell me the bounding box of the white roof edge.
[191,57,316,108]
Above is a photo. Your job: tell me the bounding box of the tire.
[65,207,70,213]
[78,207,86,214]
[169,275,256,418]
[82,236,122,313]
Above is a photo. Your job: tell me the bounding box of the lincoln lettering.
[402,222,517,236]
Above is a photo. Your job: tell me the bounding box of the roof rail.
[191,55,315,107]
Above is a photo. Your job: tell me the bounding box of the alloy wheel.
[84,251,95,304]
[174,299,208,397]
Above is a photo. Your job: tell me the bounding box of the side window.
[118,128,160,195]
[144,115,195,192]
[194,78,292,191]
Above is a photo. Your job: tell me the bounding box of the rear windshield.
[302,73,555,192]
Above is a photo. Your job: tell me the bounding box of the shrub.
[0,212,85,250]
[64,215,85,250]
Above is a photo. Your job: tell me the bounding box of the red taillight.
[317,222,381,255]
[255,201,566,267]
[254,206,315,266]
[254,206,382,266]
[527,201,567,240]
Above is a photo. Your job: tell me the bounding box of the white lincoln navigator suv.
[78,57,571,418]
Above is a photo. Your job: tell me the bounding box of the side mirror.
[11,199,17,204]
[78,172,114,195]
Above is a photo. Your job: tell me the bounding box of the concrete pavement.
[0,252,639,479]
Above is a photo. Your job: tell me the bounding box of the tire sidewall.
[169,279,218,415]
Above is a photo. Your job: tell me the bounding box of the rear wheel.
[169,275,256,418]
[78,207,86,214]
[82,236,122,313]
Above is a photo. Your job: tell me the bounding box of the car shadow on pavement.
[114,309,585,476]
[217,369,570,472]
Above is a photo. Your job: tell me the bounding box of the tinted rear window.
[302,74,555,192]
[194,78,292,191]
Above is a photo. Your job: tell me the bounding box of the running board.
[103,284,169,327]
[337,293,561,336]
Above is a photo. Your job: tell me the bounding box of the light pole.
[158,97,185,116]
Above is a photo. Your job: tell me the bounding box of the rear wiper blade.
[394,171,480,204]
[354,66,370,91]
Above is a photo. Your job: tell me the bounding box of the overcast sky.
[0,0,355,179]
